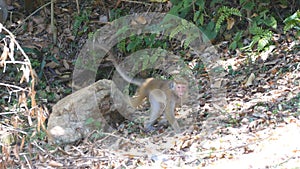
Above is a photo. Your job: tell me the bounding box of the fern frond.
[215,6,241,32]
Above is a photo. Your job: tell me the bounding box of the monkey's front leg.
[165,99,180,132]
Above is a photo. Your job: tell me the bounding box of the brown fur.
[101,47,188,132]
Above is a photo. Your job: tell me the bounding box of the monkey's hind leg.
[144,90,166,132]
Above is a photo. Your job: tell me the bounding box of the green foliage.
[86,117,102,129]
[193,0,206,26]
[126,36,144,52]
[250,10,277,29]
[240,0,255,11]
[115,24,168,53]
[227,65,240,76]
[169,19,201,48]
[112,0,298,57]
[167,0,216,41]
[73,10,90,36]
[37,88,56,102]
[145,34,167,48]
[215,6,241,32]
[109,8,129,21]
[169,0,193,18]
[284,10,300,35]
[30,130,47,141]
[229,31,243,50]
[199,21,218,41]
[126,121,140,133]
[166,0,299,53]
[117,39,127,53]
[128,49,165,74]
[243,25,273,51]
[117,34,168,53]
[238,1,279,51]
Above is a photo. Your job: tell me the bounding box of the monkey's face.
[175,83,187,97]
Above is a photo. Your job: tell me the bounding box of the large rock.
[47,79,136,144]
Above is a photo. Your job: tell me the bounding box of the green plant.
[86,117,102,129]
[73,10,90,36]
[252,10,277,29]
[284,10,300,35]
[126,121,138,133]
[242,25,273,51]
[127,49,165,73]
[227,65,238,76]
[193,0,206,27]
[126,35,144,52]
[30,130,47,141]
[167,0,217,41]
[168,0,193,18]
[199,21,218,41]
[229,31,243,50]
[109,8,129,21]
[170,19,203,48]
[117,34,168,53]
[215,6,241,32]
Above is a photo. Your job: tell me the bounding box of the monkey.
[131,79,184,132]
[102,47,188,132]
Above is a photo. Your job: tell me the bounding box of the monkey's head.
[175,83,187,97]
[172,78,188,98]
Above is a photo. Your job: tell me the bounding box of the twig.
[51,0,57,43]
[0,82,28,91]
[0,23,35,83]
[121,0,151,6]
[2,60,30,65]
[13,2,51,34]
[23,154,33,169]
[0,111,17,115]
[32,140,46,153]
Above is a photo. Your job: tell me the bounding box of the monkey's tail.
[112,60,144,86]
[99,45,143,86]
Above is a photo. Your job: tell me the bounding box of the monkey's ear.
[169,81,175,90]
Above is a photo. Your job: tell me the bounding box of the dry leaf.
[20,136,25,151]
[48,160,63,167]
[13,145,20,161]
[62,59,70,69]
[0,45,9,67]
[18,92,27,107]
[31,69,38,82]
[37,106,48,132]
[99,15,108,22]
[130,19,137,26]
[32,16,44,24]
[46,23,56,34]
[55,69,62,75]
[135,16,147,24]
[66,35,75,41]
[245,73,255,86]
[38,153,46,163]
[20,65,30,83]
[260,45,275,61]
[211,80,222,88]
[271,68,278,75]
[30,90,37,110]
[226,17,235,30]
